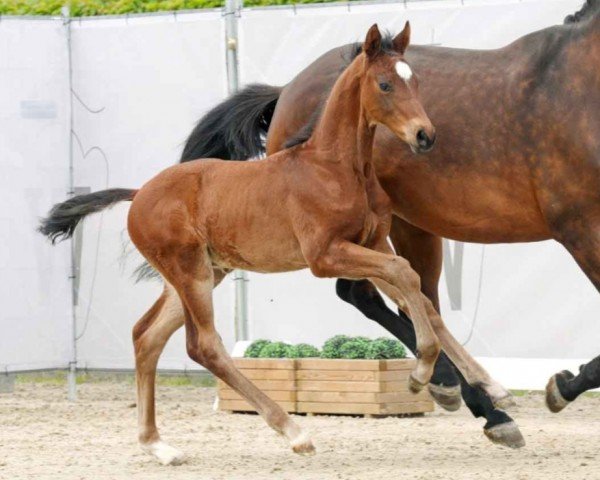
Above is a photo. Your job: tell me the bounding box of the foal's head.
[359,23,435,153]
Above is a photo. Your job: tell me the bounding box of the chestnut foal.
[40,24,511,464]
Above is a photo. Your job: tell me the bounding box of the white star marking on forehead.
[395,61,413,81]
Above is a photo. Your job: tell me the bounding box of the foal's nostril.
[417,129,429,146]
[416,129,435,151]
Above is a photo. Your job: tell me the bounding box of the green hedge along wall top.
[0,0,353,17]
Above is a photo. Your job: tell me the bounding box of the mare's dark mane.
[564,0,600,24]
[284,32,396,149]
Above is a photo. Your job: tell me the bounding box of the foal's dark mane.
[564,0,600,24]
[284,32,396,150]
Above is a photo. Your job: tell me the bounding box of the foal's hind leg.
[133,272,226,465]
[158,248,315,456]
[133,283,185,465]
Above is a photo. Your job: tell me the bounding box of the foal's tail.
[38,188,137,244]
[181,84,282,162]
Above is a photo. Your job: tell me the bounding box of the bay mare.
[40,25,512,465]
[177,2,600,448]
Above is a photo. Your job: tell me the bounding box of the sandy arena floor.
[1,380,599,480]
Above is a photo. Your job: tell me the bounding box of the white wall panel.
[0,19,72,372]
[69,13,233,370]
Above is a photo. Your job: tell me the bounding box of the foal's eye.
[379,82,392,92]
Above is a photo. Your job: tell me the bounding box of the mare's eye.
[379,82,392,92]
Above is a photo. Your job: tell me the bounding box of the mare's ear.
[392,21,411,55]
[363,24,382,59]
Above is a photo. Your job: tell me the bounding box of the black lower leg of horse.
[556,355,600,401]
[336,279,459,388]
[335,279,518,429]
[546,221,600,412]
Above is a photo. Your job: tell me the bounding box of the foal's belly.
[206,216,307,274]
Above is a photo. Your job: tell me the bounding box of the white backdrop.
[0,19,72,372]
[1,0,597,389]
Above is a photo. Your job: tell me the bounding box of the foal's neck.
[309,56,375,176]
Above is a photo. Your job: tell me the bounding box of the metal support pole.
[224,0,249,343]
[62,5,77,401]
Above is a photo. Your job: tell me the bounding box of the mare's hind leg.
[546,218,600,412]
[158,247,315,456]
[133,272,226,465]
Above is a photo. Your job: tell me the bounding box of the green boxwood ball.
[287,343,320,358]
[257,341,292,358]
[365,337,407,359]
[244,339,272,358]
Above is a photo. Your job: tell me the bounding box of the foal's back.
[128,152,311,273]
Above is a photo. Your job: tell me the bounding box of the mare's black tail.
[180,84,282,161]
[38,188,137,244]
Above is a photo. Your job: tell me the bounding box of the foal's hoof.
[408,374,427,394]
[545,371,572,413]
[493,393,516,411]
[290,432,316,456]
[484,421,526,449]
[141,441,187,466]
[427,383,462,412]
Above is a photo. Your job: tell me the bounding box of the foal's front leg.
[372,242,513,409]
[308,241,441,389]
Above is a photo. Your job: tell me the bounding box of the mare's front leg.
[546,214,600,412]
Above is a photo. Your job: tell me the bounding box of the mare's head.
[359,23,435,153]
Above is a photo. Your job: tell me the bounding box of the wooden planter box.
[218,358,433,417]
[217,358,297,413]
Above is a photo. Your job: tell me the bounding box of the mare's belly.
[377,157,552,243]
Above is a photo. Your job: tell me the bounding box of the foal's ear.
[364,24,382,59]
[393,21,411,55]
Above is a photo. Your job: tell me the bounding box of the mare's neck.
[309,56,375,175]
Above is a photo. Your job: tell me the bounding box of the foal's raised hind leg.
[158,248,315,456]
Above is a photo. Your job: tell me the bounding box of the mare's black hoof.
[545,371,573,413]
[484,421,526,449]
